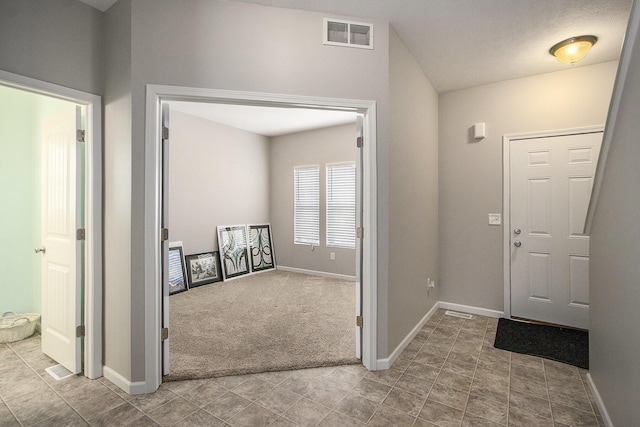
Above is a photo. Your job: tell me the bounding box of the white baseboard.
[438,301,503,318]
[586,373,614,427]
[277,265,356,281]
[375,301,504,371]
[376,302,440,370]
[103,366,147,395]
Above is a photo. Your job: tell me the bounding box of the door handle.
[34,247,46,254]
[514,228,521,235]
[514,240,521,248]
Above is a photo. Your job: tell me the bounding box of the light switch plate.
[488,213,501,225]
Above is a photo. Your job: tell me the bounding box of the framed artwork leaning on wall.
[248,224,276,272]
[217,225,250,280]
[168,241,189,295]
[185,251,222,288]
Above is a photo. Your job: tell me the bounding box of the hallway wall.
[589,5,640,423]
[0,0,104,96]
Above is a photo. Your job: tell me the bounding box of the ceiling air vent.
[323,18,373,50]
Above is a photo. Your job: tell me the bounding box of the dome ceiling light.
[549,35,598,64]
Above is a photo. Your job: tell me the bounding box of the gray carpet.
[165,270,359,381]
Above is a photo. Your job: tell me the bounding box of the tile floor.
[0,309,604,426]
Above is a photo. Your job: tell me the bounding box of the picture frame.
[248,224,276,272]
[217,225,250,280]
[185,251,222,288]
[168,241,188,295]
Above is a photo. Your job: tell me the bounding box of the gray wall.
[103,0,133,379]
[387,29,439,354]
[589,8,640,423]
[169,110,270,255]
[438,61,618,311]
[270,124,356,277]
[0,0,104,95]
[103,0,391,381]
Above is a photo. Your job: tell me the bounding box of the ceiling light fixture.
[549,35,598,64]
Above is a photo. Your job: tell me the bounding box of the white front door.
[510,131,602,329]
[40,105,82,373]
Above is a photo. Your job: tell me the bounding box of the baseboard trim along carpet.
[493,318,589,369]
[276,265,356,282]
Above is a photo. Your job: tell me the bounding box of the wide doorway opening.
[145,86,378,391]
[162,101,361,380]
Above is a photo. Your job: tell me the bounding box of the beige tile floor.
[0,309,604,426]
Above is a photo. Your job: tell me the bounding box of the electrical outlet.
[428,279,435,289]
[330,252,335,260]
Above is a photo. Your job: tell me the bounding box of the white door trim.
[0,69,103,379]
[502,126,604,320]
[144,85,378,392]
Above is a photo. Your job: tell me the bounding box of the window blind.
[294,166,320,245]
[326,163,356,249]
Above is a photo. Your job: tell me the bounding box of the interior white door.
[40,105,82,373]
[510,132,602,329]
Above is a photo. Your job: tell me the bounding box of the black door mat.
[493,318,589,369]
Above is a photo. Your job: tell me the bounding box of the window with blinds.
[293,166,320,246]
[326,163,356,249]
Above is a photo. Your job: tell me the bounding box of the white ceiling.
[169,101,357,137]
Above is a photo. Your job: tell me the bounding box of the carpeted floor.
[165,270,359,381]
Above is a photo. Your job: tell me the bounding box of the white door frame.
[502,126,604,320]
[0,69,103,379]
[144,84,378,392]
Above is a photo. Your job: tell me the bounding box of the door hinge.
[76,228,86,241]
[161,228,169,241]
[161,328,169,341]
[162,126,169,140]
[76,129,85,142]
[356,316,363,328]
[356,227,364,239]
[76,325,85,337]
[357,136,363,148]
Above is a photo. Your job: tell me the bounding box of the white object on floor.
[45,364,74,381]
[445,310,473,319]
